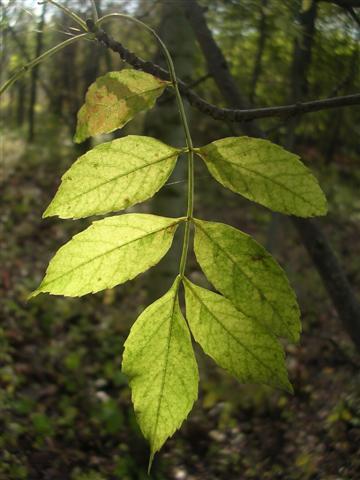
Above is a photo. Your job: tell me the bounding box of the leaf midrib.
[87,83,166,111]
[151,286,178,452]
[48,151,179,212]
[38,219,182,290]
[194,221,294,339]
[184,279,282,380]
[200,151,320,211]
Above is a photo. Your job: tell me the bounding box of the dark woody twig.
[86,19,360,125]
[181,0,360,352]
[87,12,360,351]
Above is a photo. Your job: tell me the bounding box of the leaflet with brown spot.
[74,70,169,143]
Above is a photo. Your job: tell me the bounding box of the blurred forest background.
[1,0,360,479]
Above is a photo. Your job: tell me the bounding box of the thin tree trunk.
[286,0,318,146]
[7,23,54,102]
[324,113,342,163]
[104,49,113,72]
[291,0,318,99]
[287,1,360,347]
[249,0,268,103]
[27,2,47,142]
[294,218,360,347]
[183,0,360,351]
[16,79,26,127]
[325,44,359,162]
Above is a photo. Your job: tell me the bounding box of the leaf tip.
[274,375,294,395]
[285,380,294,395]
[148,450,156,475]
[42,206,52,219]
[318,198,328,216]
[302,198,328,218]
[73,130,86,144]
[289,314,302,344]
[287,325,301,344]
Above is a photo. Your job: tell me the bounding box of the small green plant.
[2,2,327,468]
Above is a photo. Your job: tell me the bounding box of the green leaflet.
[193,219,301,342]
[122,278,198,464]
[198,136,327,217]
[31,214,183,298]
[74,70,169,143]
[43,136,180,219]
[183,278,292,392]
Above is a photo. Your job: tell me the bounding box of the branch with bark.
[319,0,360,25]
[86,20,360,126]
[181,0,360,351]
[319,0,360,8]
[8,7,356,349]
[89,0,360,350]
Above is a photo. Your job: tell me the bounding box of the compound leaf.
[198,136,327,217]
[193,219,301,342]
[74,69,169,143]
[122,278,198,464]
[43,136,180,219]
[183,278,292,392]
[31,214,182,298]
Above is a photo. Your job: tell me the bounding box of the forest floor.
[1,124,360,480]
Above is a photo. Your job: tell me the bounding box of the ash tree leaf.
[74,69,169,143]
[43,136,180,219]
[183,278,292,392]
[193,219,301,342]
[30,214,183,298]
[122,278,198,464]
[197,136,327,217]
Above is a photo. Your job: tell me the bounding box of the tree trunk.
[291,0,318,100]
[183,0,360,351]
[27,2,47,143]
[249,0,269,103]
[325,44,359,162]
[294,218,360,347]
[286,0,318,146]
[16,79,26,127]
